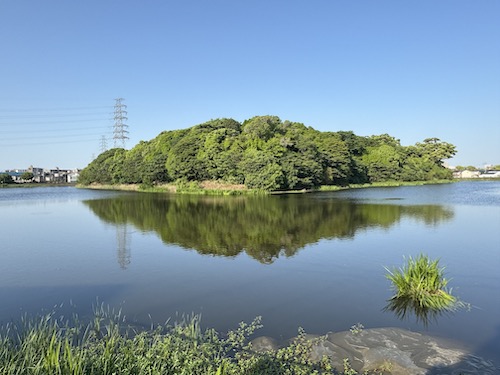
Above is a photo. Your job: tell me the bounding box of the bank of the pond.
[77,179,455,196]
[76,181,264,195]
[1,310,497,375]
[317,179,454,192]
[0,311,359,375]
[0,182,76,189]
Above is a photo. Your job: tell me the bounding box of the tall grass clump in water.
[385,254,457,311]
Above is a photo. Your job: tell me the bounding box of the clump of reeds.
[385,254,457,311]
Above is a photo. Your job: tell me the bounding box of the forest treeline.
[79,116,456,190]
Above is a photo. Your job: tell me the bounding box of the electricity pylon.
[113,98,129,148]
[99,135,108,153]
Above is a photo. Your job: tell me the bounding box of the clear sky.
[1,1,499,170]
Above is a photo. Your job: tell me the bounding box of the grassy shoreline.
[77,179,455,196]
[0,182,77,189]
[0,308,365,375]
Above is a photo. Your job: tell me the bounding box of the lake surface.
[1,181,499,364]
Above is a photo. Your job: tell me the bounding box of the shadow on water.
[82,193,454,265]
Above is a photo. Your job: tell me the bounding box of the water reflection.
[115,224,131,269]
[82,194,454,264]
[383,297,449,327]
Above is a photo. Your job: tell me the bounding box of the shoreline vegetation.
[0,182,76,189]
[77,179,454,195]
[0,306,371,375]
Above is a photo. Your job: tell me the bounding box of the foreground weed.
[0,306,386,375]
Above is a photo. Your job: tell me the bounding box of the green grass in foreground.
[0,305,385,375]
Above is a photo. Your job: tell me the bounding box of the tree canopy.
[79,116,456,190]
[20,171,34,181]
[0,173,14,184]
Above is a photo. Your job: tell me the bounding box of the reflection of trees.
[82,194,454,264]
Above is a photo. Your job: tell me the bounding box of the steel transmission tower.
[113,98,129,148]
[99,135,108,153]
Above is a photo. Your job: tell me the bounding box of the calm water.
[0,182,499,363]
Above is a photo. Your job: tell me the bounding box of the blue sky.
[1,1,499,170]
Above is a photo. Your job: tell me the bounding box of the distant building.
[28,166,45,182]
[2,167,81,183]
[45,168,80,183]
[3,170,24,182]
[67,169,80,183]
[453,170,480,179]
[479,170,500,178]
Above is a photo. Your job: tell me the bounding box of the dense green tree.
[20,171,34,181]
[400,156,429,181]
[165,130,208,181]
[0,173,14,184]
[336,131,370,184]
[415,138,457,166]
[142,151,168,184]
[316,132,351,185]
[368,133,401,148]
[240,148,284,190]
[281,129,323,189]
[242,115,281,142]
[199,127,242,181]
[78,148,126,184]
[121,141,147,184]
[337,131,368,156]
[361,144,403,182]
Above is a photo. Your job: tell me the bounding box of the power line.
[0,112,111,119]
[0,126,111,134]
[1,132,113,141]
[0,106,113,113]
[0,138,103,147]
[0,118,111,126]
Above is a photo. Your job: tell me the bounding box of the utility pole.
[113,98,129,148]
[99,135,108,153]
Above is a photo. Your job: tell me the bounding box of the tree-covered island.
[79,116,456,191]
